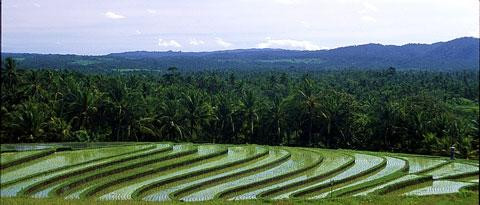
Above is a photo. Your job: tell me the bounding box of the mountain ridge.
[3,37,479,71]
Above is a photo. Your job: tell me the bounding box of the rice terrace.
[0,142,478,204]
[1,0,480,205]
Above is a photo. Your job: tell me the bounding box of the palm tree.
[22,71,46,101]
[155,100,184,141]
[45,117,72,142]
[319,90,345,147]
[130,117,157,142]
[239,90,259,143]
[4,57,18,91]
[65,85,101,131]
[297,79,320,146]
[180,91,214,141]
[213,94,237,143]
[264,98,286,145]
[376,98,398,148]
[104,77,139,141]
[8,99,49,142]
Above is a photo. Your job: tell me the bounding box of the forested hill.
[3,37,479,71]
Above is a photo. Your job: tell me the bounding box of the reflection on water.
[1,142,141,152]
[1,144,52,151]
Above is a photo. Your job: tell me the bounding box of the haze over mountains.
[3,37,479,71]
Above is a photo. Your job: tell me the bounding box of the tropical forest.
[1,1,479,204]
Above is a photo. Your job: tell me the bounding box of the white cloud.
[215,38,233,48]
[33,3,41,7]
[146,9,157,14]
[362,2,378,12]
[358,2,378,15]
[299,21,311,29]
[158,38,182,48]
[358,2,377,24]
[273,0,300,5]
[135,30,142,35]
[469,30,480,37]
[189,39,205,46]
[257,38,322,50]
[361,15,377,23]
[104,11,125,19]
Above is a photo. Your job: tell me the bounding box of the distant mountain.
[3,37,479,71]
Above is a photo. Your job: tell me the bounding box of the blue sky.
[2,0,479,55]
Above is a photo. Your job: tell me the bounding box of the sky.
[2,0,479,55]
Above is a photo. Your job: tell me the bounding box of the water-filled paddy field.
[0,142,478,202]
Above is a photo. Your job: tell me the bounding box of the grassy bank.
[1,192,478,205]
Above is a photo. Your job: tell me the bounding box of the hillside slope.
[2,37,479,71]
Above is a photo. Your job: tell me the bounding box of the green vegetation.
[0,143,477,203]
[327,156,408,197]
[3,37,479,71]
[81,145,227,199]
[1,56,479,203]
[288,154,386,199]
[1,58,479,160]
[139,147,289,201]
[403,180,473,196]
[71,60,99,66]
[256,150,354,199]
[1,144,151,184]
[1,188,478,205]
[0,149,55,169]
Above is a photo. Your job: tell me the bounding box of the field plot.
[404,180,474,196]
[53,144,197,199]
[96,145,260,200]
[425,163,479,179]
[1,149,54,169]
[0,144,166,197]
[0,142,478,202]
[1,144,153,184]
[1,150,49,164]
[1,144,53,152]
[178,148,317,201]
[141,146,279,201]
[231,149,353,200]
[353,174,423,196]
[272,153,384,199]
[402,157,447,174]
[320,156,407,198]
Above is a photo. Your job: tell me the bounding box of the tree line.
[1,58,478,158]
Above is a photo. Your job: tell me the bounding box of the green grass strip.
[372,175,433,195]
[436,170,480,180]
[460,183,479,191]
[0,192,479,205]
